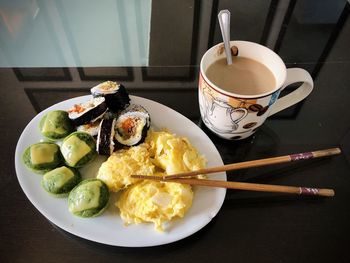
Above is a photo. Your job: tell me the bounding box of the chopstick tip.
[334,147,341,154]
[319,188,335,197]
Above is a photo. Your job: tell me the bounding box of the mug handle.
[268,68,313,116]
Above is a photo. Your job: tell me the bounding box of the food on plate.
[91,81,130,112]
[76,119,102,137]
[21,87,210,232]
[22,142,62,174]
[145,130,206,175]
[114,104,151,146]
[41,166,81,196]
[117,180,193,231]
[68,178,109,217]
[97,129,206,230]
[39,110,74,140]
[97,143,155,192]
[60,132,96,168]
[96,118,116,155]
[68,97,107,126]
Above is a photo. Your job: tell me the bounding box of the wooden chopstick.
[138,177,335,197]
[131,147,341,181]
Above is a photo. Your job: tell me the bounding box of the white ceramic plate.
[15,95,226,247]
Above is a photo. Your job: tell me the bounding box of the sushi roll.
[114,104,151,146]
[76,119,102,137]
[90,81,130,112]
[68,97,107,126]
[96,118,116,155]
[103,109,119,120]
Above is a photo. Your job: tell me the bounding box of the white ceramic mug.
[199,40,313,140]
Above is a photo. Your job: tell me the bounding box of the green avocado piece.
[41,166,81,196]
[22,142,62,174]
[60,132,96,168]
[68,179,109,217]
[39,110,74,140]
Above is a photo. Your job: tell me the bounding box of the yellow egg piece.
[97,144,155,192]
[117,180,193,231]
[96,129,206,231]
[145,130,207,175]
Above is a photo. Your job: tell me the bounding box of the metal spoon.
[218,10,232,65]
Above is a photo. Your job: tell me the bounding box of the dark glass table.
[1,1,350,262]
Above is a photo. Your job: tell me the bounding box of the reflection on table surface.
[1,1,350,262]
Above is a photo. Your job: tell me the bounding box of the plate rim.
[14,95,227,247]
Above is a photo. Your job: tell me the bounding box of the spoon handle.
[218,10,232,65]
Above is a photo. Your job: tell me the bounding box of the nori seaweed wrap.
[90,81,130,112]
[114,104,151,146]
[96,118,116,155]
[68,97,107,126]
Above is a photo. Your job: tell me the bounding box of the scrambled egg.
[97,144,155,192]
[146,130,206,175]
[117,180,193,231]
[97,130,206,231]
